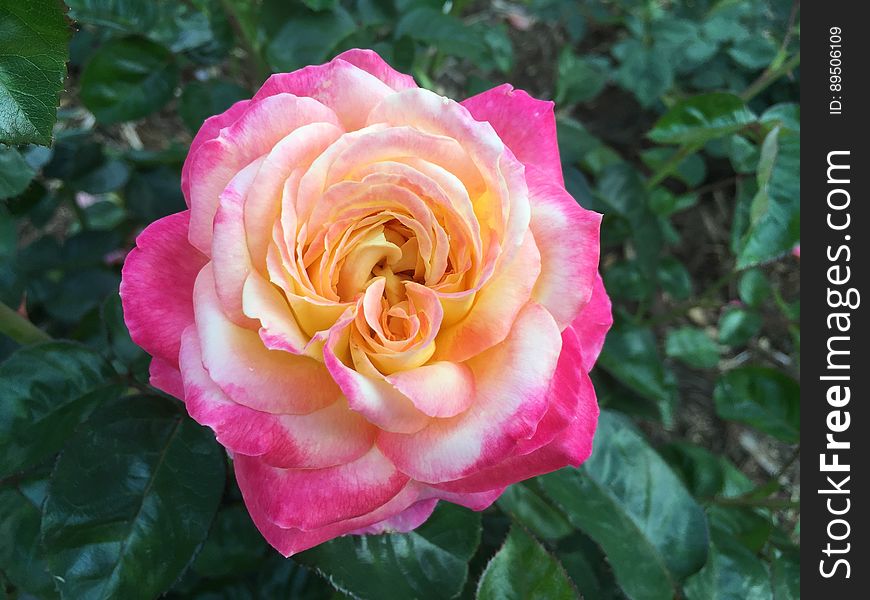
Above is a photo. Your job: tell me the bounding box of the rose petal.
[526,167,602,330]
[120,211,207,366]
[386,361,475,418]
[333,48,418,91]
[570,272,612,371]
[148,357,184,399]
[378,301,561,483]
[179,326,375,469]
[193,264,339,414]
[461,83,563,187]
[187,93,341,254]
[350,498,438,535]
[233,447,409,530]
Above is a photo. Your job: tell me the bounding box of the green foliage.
[0,0,800,598]
[297,503,481,600]
[477,527,576,600]
[0,0,70,145]
[540,411,709,600]
[41,395,226,599]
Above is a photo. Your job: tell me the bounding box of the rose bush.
[120,48,611,556]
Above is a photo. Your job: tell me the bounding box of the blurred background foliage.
[0,0,799,598]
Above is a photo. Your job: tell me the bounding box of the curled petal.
[149,357,184,399]
[386,361,475,419]
[433,325,598,494]
[193,264,340,414]
[378,301,561,483]
[334,48,418,91]
[120,211,206,366]
[233,447,409,530]
[179,326,375,469]
[187,94,341,254]
[350,498,438,535]
[570,272,612,371]
[244,482,425,557]
[527,167,602,330]
[461,84,563,186]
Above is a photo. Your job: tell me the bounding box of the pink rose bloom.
[120,49,611,556]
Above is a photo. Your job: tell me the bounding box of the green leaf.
[41,395,226,600]
[736,127,800,268]
[657,257,693,300]
[80,37,179,124]
[659,443,727,500]
[0,341,121,478]
[649,93,756,145]
[613,39,673,107]
[297,503,481,600]
[497,482,574,542]
[476,527,577,600]
[728,36,777,70]
[124,165,186,223]
[179,79,249,133]
[0,0,70,145]
[192,504,269,579]
[737,269,771,307]
[683,527,772,600]
[0,145,36,199]
[265,5,355,71]
[665,327,720,369]
[727,135,759,174]
[714,367,799,442]
[555,533,622,600]
[598,324,677,424]
[0,470,57,598]
[717,307,762,347]
[641,148,707,187]
[770,549,799,600]
[540,411,709,600]
[65,0,160,33]
[395,7,489,65]
[556,50,608,105]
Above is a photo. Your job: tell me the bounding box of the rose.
[121,49,611,556]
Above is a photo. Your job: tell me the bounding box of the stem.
[741,52,801,103]
[646,142,704,189]
[0,302,50,345]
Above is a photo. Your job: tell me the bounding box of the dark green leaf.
[71,158,131,194]
[604,260,653,302]
[0,470,57,598]
[727,135,759,174]
[476,527,576,600]
[641,148,707,187]
[395,7,488,62]
[556,51,608,105]
[598,324,677,424]
[714,367,799,442]
[297,503,480,600]
[728,36,777,70]
[180,80,249,133]
[540,411,709,600]
[0,0,70,145]
[555,533,623,600]
[265,5,355,71]
[41,395,226,600]
[717,307,762,347]
[192,505,268,579]
[497,482,574,542]
[0,341,121,478]
[770,549,799,600]
[65,0,159,33]
[125,166,186,223]
[657,257,693,300]
[737,269,771,307]
[649,93,756,145]
[0,145,36,199]
[659,443,726,500]
[665,327,720,369]
[613,39,673,107]
[736,127,800,268]
[80,37,179,124]
[683,527,772,600]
